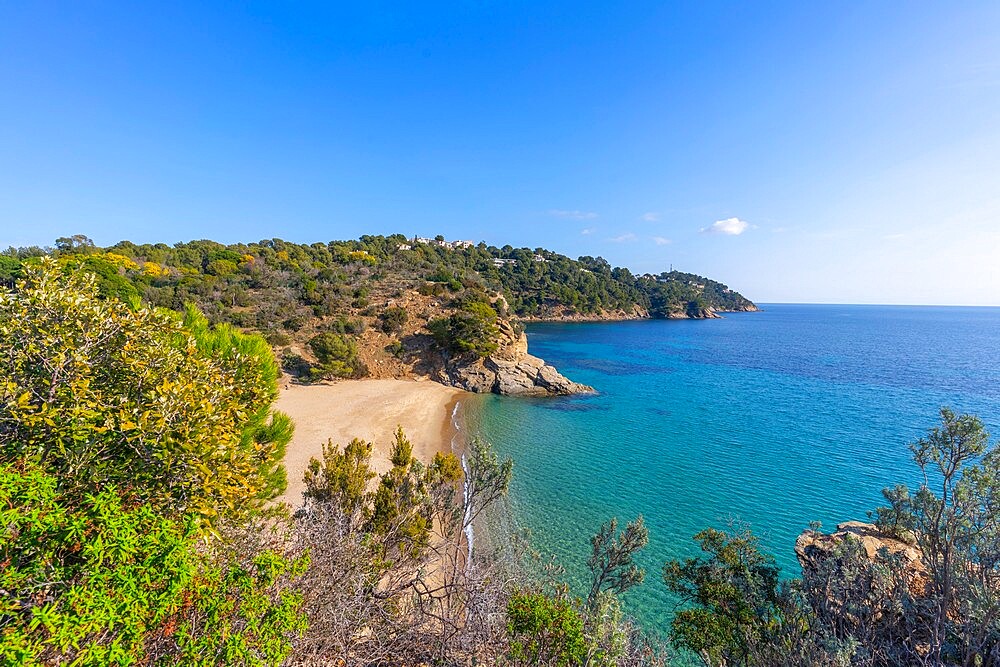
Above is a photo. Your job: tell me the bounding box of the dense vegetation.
[0,261,654,665]
[1,235,755,383]
[3,254,996,665]
[0,260,305,664]
[428,290,502,357]
[0,261,516,664]
[1,232,752,340]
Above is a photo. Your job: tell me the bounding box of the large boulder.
[439,352,593,396]
[488,354,593,396]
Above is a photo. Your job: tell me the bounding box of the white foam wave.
[450,401,475,563]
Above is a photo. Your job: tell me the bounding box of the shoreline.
[518,307,758,324]
[274,378,465,508]
[444,394,466,457]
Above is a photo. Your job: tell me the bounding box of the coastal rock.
[795,521,928,595]
[435,308,594,396]
[520,304,650,322]
[441,360,498,394]
[440,352,593,396]
[422,295,594,396]
[727,303,760,313]
[489,353,593,396]
[666,307,721,319]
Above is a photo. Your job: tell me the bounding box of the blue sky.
[2,2,999,305]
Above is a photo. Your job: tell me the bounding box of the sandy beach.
[274,378,465,508]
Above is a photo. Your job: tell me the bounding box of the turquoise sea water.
[466,304,1000,631]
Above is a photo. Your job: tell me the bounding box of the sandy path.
[274,379,464,508]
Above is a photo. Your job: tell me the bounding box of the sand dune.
[274,378,464,508]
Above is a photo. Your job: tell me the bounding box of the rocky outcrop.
[666,307,721,319]
[795,521,928,595]
[440,353,593,396]
[720,303,760,313]
[437,315,594,396]
[522,302,760,321]
[519,304,650,323]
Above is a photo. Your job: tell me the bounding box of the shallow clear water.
[467,304,1000,631]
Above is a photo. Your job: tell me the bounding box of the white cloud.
[884,232,907,240]
[549,209,598,220]
[640,212,660,222]
[608,232,637,242]
[701,217,751,235]
[580,228,594,235]
[652,236,671,245]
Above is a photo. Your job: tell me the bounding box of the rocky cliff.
[518,304,650,323]
[436,318,593,396]
[519,302,760,322]
[282,287,593,397]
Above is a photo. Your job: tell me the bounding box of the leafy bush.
[0,263,305,665]
[0,463,307,666]
[282,315,308,331]
[418,282,448,297]
[323,315,366,334]
[66,254,141,303]
[0,256,22,286]
[379,305,409,333]
[0,259,290,525]
[308,332,366,378]
[663,526,784,664]
[427,300,499,358]
[506,592,587,667]
[266,330,292,347]
[205,258,238,276]
[281,352,311,378]
[428,267,463,291]
[292,432,510,664]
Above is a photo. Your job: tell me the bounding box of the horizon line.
[755,301,1000,308]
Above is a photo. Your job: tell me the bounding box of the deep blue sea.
[465,304,1000,631]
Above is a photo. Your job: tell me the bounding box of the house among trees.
[412,236,475,249]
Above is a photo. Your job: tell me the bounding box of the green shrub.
[418,282,448,297]
[0,449,306,666]
[0,260,290,524]
[73,254,141,303]
[506,591,587,667]
[428,300,499,358]
[281,351,311,378]
[266,331,292,347]
[379,305,409,333]
[308,332,366,378]
[0,256,22,286]
[282,315,307,331]
[205,258,238,276]
[324,315,366,335]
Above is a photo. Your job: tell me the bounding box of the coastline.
[274,378,465,508]
[518,305,758,324]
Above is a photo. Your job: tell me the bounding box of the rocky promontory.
[280,287,594,397]
[436,318,593,396]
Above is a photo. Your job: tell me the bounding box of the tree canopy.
[0,260,305,665]
[0,259,291,525]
